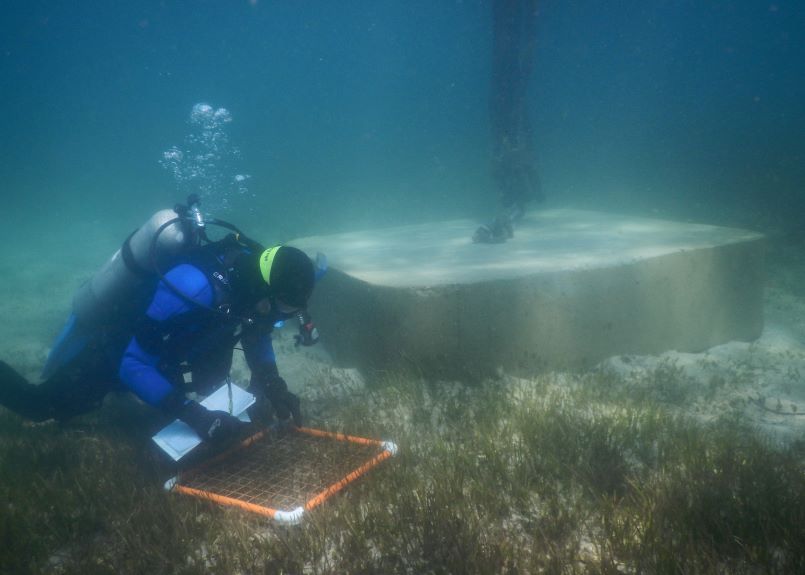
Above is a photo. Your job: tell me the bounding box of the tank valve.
[187,195,206,229]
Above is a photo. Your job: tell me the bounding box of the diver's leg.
[0,352,113,423]
[47,343,118,421]
[0,361,56,422]
[43,365,113,422]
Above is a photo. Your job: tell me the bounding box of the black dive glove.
[178,400,246,444]
[261,375,303,427]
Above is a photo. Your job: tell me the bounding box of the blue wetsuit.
[0,254,287,423]
[0,236,324,424]
[120,263,286,408]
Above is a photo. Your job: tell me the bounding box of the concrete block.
[291,209,765,379]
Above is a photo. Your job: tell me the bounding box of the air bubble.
[160,103,253,212]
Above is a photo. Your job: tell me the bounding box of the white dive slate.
[152,381,255,461]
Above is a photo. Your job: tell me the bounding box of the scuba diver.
[474,0,543,244]
[0,196,321,446]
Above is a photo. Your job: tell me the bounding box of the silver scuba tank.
[72,209,194,326]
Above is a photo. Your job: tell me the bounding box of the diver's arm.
[242,323,302,426]
[242,323,279,381]
[118,265,213,407]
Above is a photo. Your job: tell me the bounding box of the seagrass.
[173,427,394,519]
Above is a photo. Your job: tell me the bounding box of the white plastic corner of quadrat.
[382,441,399,456]
[163,476,178,491]
[274,507,305,525]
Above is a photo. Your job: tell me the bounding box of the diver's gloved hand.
[263,375,303,427]
[179,400,246,444]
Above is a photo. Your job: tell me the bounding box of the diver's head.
[258,245,315,311]
[233,244,315,316]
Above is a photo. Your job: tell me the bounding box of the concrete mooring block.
[291,209,765,379]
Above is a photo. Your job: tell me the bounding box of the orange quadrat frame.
[164,426,398,524]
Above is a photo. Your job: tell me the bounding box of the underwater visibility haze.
[1,1,805,573]
[1,1,803,235]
